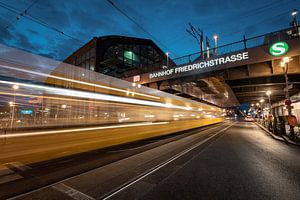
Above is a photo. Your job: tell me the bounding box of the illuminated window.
[124,51,139,62]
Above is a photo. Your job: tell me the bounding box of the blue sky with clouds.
[0,0,298,61]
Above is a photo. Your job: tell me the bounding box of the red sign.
[267,114,273,121]
[285,99,292,106]
[288,115,298,126]
[133,75,141,82]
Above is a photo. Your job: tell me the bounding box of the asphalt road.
[2,121,300,200]
[113,122,300,200]
[0,122,228,199]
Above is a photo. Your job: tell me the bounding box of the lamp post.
[280,57,295,137]
[260,99,265,118]
[10,85,19,129]
[291,9,298,27]
[213,34,218,55]
[280,57,291,115]
[266,90,273,131]
[255,103,260,118]
[166,52,169,68]
[266,90,272,114]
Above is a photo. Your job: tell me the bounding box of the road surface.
[1,121,300,200]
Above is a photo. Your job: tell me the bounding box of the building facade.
[64,35,175,78]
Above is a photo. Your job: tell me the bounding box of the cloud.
[29,0,70,29]
[0,0,297,61]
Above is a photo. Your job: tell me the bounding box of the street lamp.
[12,85,19,90]
[280,57,291,112]
[292,9,298,16]
[260,99,265,118]
[213,34,218,55]
[283,56,290,63]
[10,85,19,129]
[291,9,298,27]
[166,52,169,68]
[280,57,295,137]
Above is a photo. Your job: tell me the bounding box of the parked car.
[245,116,255,122]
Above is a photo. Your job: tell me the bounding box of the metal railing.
[256,116,300,142]
[172,26,300,66]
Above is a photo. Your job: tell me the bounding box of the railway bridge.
[126,26,300,108]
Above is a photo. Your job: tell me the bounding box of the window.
[90,58,95,71]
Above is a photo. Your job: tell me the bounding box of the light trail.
[0,91,152,108]
[0,64,160,100]
[0,121,169,138]
[0,80,194,110]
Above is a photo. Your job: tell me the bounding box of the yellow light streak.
[0,121,169,138]
[0,80,191,110]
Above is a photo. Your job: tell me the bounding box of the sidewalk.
[255,122,300,147]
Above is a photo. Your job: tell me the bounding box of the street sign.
[269,42,289,56]
[133,75,140,82]
[285,99,292,106]
[20,110,33,115]
[288,115,298,126]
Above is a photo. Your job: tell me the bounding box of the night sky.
[0,0,298,61]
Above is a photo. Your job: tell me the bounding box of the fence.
[172,26,300,66]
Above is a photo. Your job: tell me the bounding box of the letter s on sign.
[269,42,288,56]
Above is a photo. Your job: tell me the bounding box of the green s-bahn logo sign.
[269,42,289,56]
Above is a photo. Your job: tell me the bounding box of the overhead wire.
[176,0,296,57]
[105,0,177,57]
[0,1,84,44]
[222,10,292,38]
[2,0,39,30]
[213,0,294,38]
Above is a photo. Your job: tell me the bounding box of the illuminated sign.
[269,42,288,56]
[149,52,249,79]
[20,110,33,115]
[133,75,141,82]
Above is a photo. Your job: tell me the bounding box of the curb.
[281,135,300,146]
[255,122,300,147]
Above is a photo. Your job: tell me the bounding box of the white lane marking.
[6,162,32,171]
[0,122,169,138]
[0,174,22,185]
[102,122,236,200]
[52,183,95,200]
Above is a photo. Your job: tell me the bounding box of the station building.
[64,35,175,78]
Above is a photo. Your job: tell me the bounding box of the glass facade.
[65,36,175,78]
[72,47,96,71]
[100,43,166,77]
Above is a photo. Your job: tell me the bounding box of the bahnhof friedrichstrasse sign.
[149,52,249,79]
[126,37,299,84]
